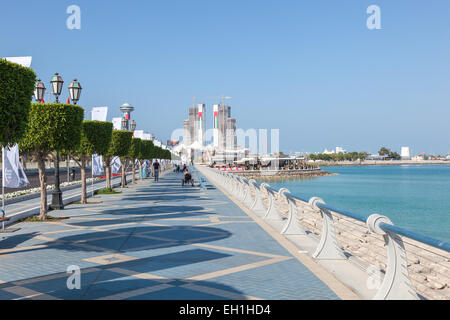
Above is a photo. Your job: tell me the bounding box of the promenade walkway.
[0,170,342,300]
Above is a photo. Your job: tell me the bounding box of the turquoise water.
[262,165,450,242]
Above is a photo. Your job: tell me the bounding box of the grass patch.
[22,216,70,222]
[94,188,122,195]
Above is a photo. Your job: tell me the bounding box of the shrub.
[71,121,113,203]
[0,59,36,147]
[103,130,132,188]
[20,103,84,219]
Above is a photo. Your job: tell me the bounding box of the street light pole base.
[50,190,64,210]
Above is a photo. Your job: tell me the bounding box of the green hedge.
[127,137,142,160]
[139,140,154,160]
[21,103,84,152]
[78,120,113,156]
[0,59,36,147]
[107,130,133,157]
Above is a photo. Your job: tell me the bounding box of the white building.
[336,147,346,154]
[401,147,411,160]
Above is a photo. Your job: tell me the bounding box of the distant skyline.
[2,0,450,154]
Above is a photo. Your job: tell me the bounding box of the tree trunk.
[37,155,47,220]
[106,165,111,189]
[81,156,87,204]
[21,154,27,171]
[132,161,136,184]
[121,159,126,188]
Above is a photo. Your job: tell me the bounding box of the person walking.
[153,160,160,182]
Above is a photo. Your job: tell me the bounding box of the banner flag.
[2,144,30,188]
[111,156,122,174]
[92,154,104,176]
[91,107,108,121]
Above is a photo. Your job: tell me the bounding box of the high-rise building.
[183,119,191,146]
[183,103,206,147]
[197,103,205,146]
[213,104,236,151]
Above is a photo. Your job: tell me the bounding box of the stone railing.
[201,167,450,300]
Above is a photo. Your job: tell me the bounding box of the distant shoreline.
[316,160,450,167]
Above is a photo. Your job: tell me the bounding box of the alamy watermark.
[367,5,381,30]
[67,265,81,290]
[66,5,81,30]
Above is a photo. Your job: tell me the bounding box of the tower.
[401,147,411,160]
[120,102,134,130]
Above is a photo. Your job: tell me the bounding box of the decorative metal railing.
[200,167,450,300]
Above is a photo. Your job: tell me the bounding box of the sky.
[2,0,450,155]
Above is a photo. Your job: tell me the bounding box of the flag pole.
[2,147,5,230]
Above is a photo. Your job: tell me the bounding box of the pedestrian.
[153,160,160,182]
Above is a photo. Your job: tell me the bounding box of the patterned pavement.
[0,170,339,300]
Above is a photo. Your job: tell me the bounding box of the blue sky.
[2,0,450,155]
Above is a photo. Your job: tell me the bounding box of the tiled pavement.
[0,170,339,300]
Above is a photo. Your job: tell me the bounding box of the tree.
[126,137,142,184]
[70,121,112,204]
[390,151,401,160]
[379,147,391,156]
[103,130,132,189]
[358,152,368,160]
[0,59,36,147]
[20,103,84,219]
[138,140,154,179]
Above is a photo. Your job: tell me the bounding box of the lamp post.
[68,79,82,105]
[130,120,136,132]
[49,73,64,210]
[121,118,128,131]
[50,73,64,103]
[34,79,46,102]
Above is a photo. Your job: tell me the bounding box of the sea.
[260,165,450,242]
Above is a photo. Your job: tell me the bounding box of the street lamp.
[49,72,65,210]
[50,72,64,103]
[121,118,128,131]
[130,120,136,132]
[34,79,46,102]
[68,79,82,105]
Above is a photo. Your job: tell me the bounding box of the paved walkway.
[0,170,339,300]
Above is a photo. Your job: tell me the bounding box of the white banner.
[2,144,30,188]
[91,107,108,121]
[111,156,122,174]
[92,154,104,176]
[112,117,122,130]
[143,133,152,141]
